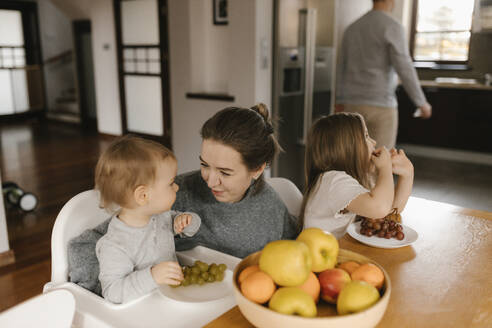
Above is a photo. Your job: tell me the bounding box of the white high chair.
[44,190,240,327]
[44,177,301,327]
[0,289,75,328]
[48,190,109,287]
[265,177,303,217]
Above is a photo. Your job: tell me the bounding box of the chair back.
[265,177,303,217]
[51,190,109,284]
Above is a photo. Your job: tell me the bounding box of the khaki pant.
[343,104,398,149]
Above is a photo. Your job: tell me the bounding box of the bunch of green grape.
[179,260,227,287]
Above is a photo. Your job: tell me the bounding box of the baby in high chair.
[95,135,200,304]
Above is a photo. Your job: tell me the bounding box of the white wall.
[188,0,230,93]
[168,0,273,173]
[89,0,122,135]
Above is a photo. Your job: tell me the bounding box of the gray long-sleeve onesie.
[95,211,200,304]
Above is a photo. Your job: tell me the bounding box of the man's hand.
[418,102,432,119]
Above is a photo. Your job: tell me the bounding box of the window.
[0,9,28,114]
[412,0,475,62]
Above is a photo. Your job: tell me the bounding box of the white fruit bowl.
[232,249,391,328]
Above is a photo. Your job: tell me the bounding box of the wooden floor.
[408,154,492,212]
[0,118,112,312]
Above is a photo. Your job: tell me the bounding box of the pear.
[268,287,317,317]
[337,280,380,315]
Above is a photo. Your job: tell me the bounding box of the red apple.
[318,268,351,303]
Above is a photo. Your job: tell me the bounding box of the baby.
[95,135,200,303]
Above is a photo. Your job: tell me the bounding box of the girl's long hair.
[299,112,372,228]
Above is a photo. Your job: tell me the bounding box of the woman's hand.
[151,261,183,285]
[390,149,414,178]
[371,147,392,172]
[174,214,192,233]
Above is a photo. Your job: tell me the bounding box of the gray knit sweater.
[172,171,299,258]
[335,9,427,108]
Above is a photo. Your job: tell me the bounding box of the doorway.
[73,20,97,132]
[113,0,172,147]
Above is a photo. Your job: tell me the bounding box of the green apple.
[337,280,380,315]
[296,228,339,272]
[259,240,312,286]
[268,287,317,317]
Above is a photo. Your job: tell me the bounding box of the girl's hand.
[151,261,183,285]
[390,149,414,177]
[371,147,392,172]
[174,214,192,233]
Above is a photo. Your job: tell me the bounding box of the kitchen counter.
[396,83,492,153]
[420,79,492,91]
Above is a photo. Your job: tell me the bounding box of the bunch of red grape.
[359,217,405,240]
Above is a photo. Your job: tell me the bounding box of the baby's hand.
[371,147,392,171]
[151,261,183,285]
[390,149,414,177]
[174,214,192,234]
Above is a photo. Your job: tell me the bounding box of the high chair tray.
[44,246,240,328]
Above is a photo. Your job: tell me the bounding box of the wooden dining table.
[205,196,492,327]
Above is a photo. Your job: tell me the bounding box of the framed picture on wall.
[213,0,228,25]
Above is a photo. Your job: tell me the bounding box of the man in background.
[335,0,432,149]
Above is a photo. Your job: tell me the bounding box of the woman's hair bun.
[250,103,270,123]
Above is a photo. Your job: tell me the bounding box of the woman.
[173,104,299,258]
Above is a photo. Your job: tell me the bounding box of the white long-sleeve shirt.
[336,9,427,108]
[96,210,200,304]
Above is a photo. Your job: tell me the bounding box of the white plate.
[159,269,233,303]
[347,221,418,249]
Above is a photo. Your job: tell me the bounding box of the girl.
[95,135,201,303]
[300,112,414,239]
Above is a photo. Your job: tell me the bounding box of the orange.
[298,271,321,303]
[240,271,276,304]
[238,265,260,284]
[350,263,385,289]
[337,261,361,275]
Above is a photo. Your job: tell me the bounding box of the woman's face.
[200,139,263,203]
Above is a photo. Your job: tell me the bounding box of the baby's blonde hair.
[95,135,175,210]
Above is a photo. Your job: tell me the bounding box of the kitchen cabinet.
[396,85,492,153]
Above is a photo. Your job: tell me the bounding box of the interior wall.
[89,0,122,135]
[189,0,229,93]
[168,0,273,174]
